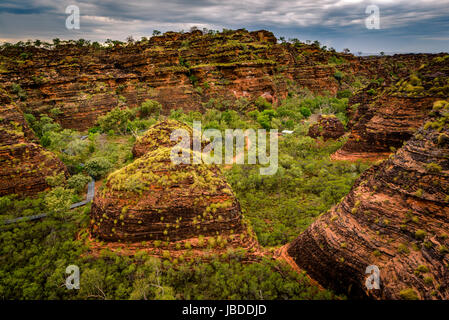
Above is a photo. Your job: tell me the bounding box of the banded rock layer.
[288,100,449,299]
[91,147,244,243]
[0,104,68,196]
[334,55,449,161]
[0,30,438,131]
[308,115,345,141]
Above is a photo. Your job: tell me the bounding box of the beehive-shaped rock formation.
[288,100,449,299]
[91,147,244,242]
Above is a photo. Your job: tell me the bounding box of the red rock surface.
[308,115,345,140]
[0,104,68,196]
[334,55,449,161]
[288,100,449,299]
[0,30,438,132]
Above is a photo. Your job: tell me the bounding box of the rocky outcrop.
[288,100,449,299]
[0,30,438,132]
[91,147,245,243]
[334,55,449,161]
[0,104,68,196]
[308,115,345,140]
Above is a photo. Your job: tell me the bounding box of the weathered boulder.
[308,115,345,140]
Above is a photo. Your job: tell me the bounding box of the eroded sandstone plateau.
[0,29,439,132]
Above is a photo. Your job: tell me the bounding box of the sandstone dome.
[91,146,244,242]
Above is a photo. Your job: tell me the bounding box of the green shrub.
[367,88,376,96]
[85,157,112,179]
[257,109,276,130]
[415,265,429,273]
[0,196,12,214]
[44,187,73,216]
[299,106,311,118]
[97,107,136,135]
[328,55,346,65]
[425,162,442,173]
[50,107,63,118]
[333,71,344,81]
[337,90,352,99]
[415,229,427,240]
[67,174,91,193]
[397,243,409,254]
[45,172,66,187]
[439,245,449,254]
[254,96,272,111]
[399,288,419,300]
[139,99,162,118]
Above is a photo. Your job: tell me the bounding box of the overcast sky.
[0,0,448,54]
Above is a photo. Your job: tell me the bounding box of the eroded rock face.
[334,55,449,161]
[288,100,449,299]
[0,30,438,132]
[91,147,244,242]
[308,115,345,140]
[0,104,68,196]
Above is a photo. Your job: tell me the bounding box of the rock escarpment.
[308,115,345,140]
[288,100,449,299]
[0,103,68,196]
[0,30,437,132]
[334,55,449,161]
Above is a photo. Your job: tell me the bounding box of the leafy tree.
[255,96,272,111]
[84,157,112,179]
[97,107,136,135]
[299,106,311,118]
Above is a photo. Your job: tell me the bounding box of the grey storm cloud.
[0,0,448,53]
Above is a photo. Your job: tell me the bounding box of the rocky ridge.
[0,30,438,132]
[333,55,449,161]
